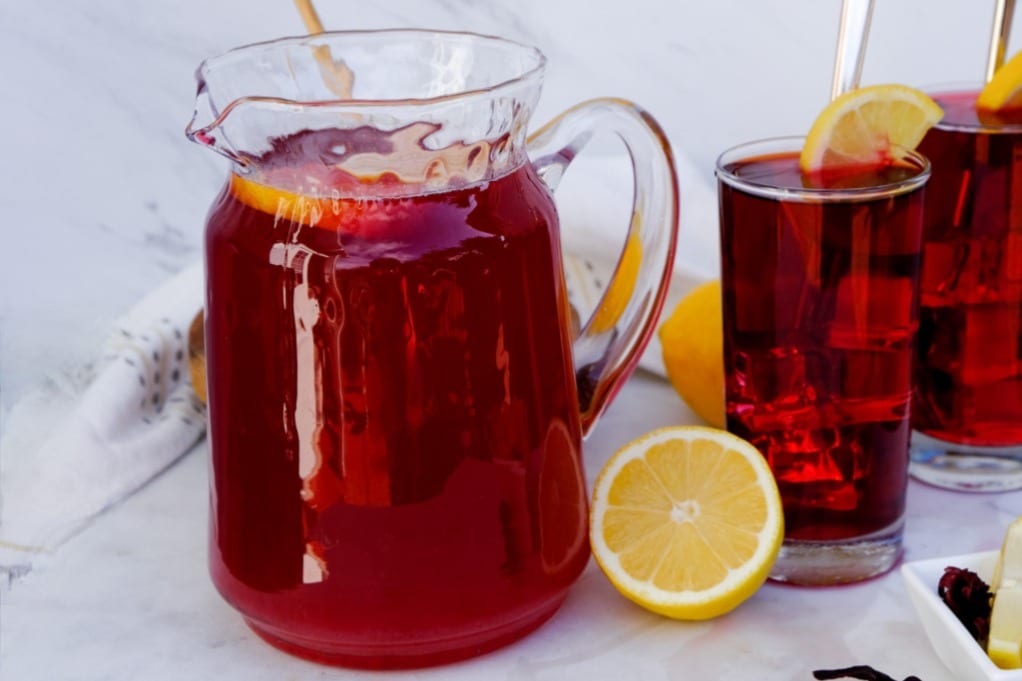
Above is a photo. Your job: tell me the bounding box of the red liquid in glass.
[204,146,588,667]
[719,152,924,541]
[913,91,1022,447]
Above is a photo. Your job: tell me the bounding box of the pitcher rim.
[192,28,546,109]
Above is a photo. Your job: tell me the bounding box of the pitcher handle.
[528,98,680,438]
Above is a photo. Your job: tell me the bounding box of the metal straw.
[830,0,876,100]
[986,0,1017,81]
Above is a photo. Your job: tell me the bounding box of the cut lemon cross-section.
[590,426,783,620]
[979,50,1022,112]
[799,84,943,174]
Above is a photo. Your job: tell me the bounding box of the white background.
[0,0,1012,403]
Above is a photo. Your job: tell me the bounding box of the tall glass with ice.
[717,137,929,585]
[909,85,1022,492]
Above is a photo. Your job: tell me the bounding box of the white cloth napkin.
[0,263,206,575]
[0,153,717,578]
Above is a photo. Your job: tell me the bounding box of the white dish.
[901,551,1022,681]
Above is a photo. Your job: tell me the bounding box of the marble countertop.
[6,373,1022,681]
[4,0,1022,679]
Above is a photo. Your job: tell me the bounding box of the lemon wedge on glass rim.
[799,84,943,173]
[978,50,1022,112]
[589,426,783,620]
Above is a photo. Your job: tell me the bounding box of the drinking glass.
[716,137,929,585]
[910,84,1022,492]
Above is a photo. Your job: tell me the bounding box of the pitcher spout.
[185,76,247,165]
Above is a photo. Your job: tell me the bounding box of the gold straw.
[294,0,354,99]
[295,0,327,33]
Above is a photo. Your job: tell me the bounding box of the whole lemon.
[657,280,725,428]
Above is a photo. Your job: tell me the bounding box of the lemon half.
[590,426,783,620]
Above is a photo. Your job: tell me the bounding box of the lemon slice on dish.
[799,84,943,173]
[978,51,1022,112]
[988,516,1022,669]
[590,426,783,620]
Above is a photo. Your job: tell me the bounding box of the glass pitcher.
[187,29,679,668]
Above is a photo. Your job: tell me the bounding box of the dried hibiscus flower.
[937,566,992,644]
[812,665,921,680]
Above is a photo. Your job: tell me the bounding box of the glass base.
[910,430,1022,492]
[769,518,903,586]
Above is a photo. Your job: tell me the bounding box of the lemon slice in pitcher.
[799,84,943,173]
[590,426,783,620]
[229,173,370,231]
